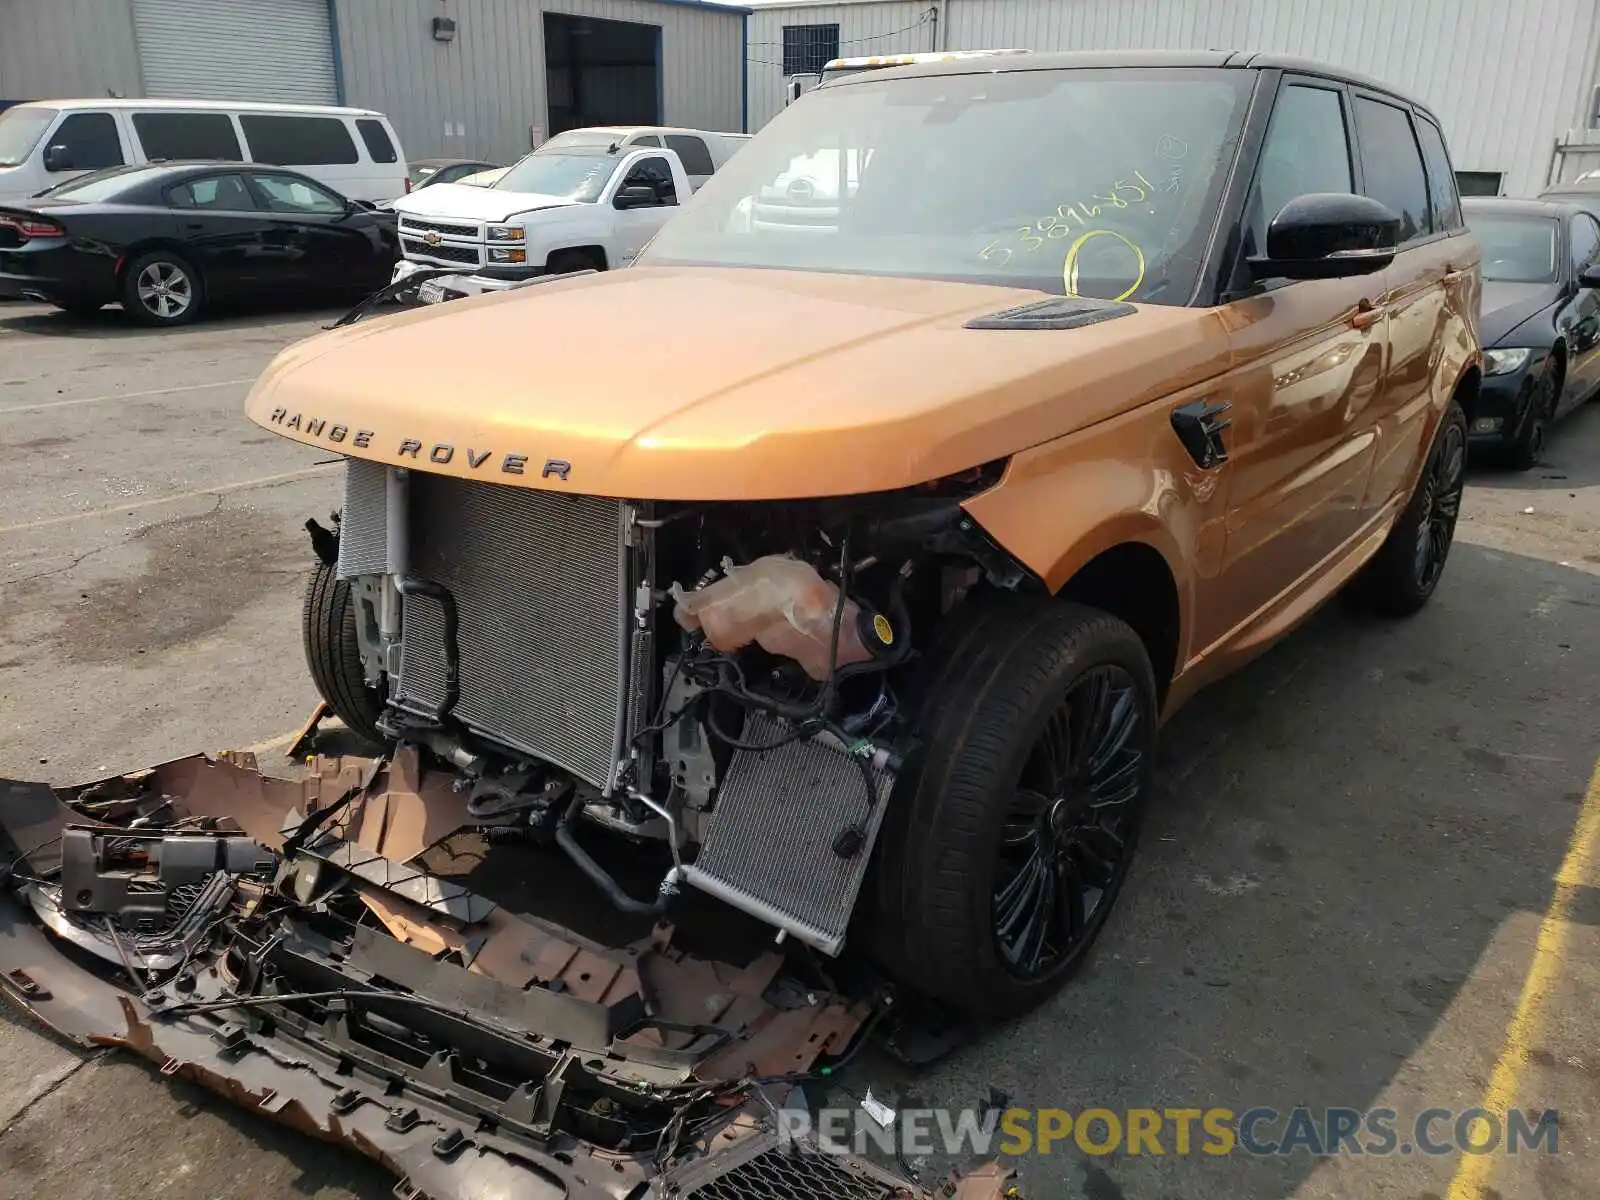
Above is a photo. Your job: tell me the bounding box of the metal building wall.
[747,0,929,128]
[0,0,143,101]
[335,0,745,166]
[746,0,1600,196]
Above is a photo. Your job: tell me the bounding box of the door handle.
[1351,300,1383,330]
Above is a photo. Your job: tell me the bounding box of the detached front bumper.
[0,749,1018,1200]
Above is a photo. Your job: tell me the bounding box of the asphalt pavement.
[0,299,1597,1200]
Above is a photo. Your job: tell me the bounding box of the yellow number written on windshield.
[978,170,1156,267]
[1062,228,1147,302]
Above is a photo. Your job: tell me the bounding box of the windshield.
[0,106,58,167]
[640,67,1250,304]
[492,151,616,200]
[408,163,441,187]
[1472,214,1558,283]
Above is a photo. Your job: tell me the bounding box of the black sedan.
[0,161,399,326]
[1465,196,1600,467]
[405,158,500,191]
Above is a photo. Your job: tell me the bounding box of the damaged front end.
[0,749,1017,1199]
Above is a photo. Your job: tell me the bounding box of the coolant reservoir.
[674,555,875,681]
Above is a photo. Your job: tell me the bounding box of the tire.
[546,249,600,275]
[867,594,1158,1017]
[120,250,204,326]
[1346,399,1468,617]
[302,560,389,748]
[1506,358,1560,471]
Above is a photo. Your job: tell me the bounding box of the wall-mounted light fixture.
[432,17,457,42]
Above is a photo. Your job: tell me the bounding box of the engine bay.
[318,458,1025,956]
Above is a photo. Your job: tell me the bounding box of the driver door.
[245,171,373,290]
[1199,79,1389,652]
[608,155,679,266]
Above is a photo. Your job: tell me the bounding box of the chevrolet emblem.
[423,230,442,247]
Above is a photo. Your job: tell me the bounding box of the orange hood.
[245,267,1228,500]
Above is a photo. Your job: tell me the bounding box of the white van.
[0,99,406,203]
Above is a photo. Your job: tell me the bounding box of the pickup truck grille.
[401,239,479,265]
[398,216,480,238]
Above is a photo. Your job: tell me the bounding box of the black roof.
[1463,196,1578,220]
[831,49,1442,126]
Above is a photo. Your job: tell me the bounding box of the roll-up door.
[132,0,338,105]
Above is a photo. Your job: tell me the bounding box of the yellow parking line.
[0,378,254,416]
[1446,755,1600,1200]
[0,464,338,535]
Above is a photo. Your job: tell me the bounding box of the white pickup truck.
[388,144,692,291]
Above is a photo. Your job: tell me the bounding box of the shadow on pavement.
[843,539,1599,1199]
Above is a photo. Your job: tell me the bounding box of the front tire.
[121,250,203,326]
[1506,360,1559,471]
[868,596,1157,1017]
[302,561,389,748]
[1347,399,1467,616]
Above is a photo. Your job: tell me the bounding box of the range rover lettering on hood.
[264,406,572,480]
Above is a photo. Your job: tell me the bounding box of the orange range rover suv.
[250,51,1481,1017]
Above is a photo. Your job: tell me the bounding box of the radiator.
[683,713,895,956]
[333,459,632,790]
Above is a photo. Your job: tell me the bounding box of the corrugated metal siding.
[335,0,742,166]
[747,0,1600,196]
[747,0,929,128]
[0,0,143,101]
[335,0,546,164]
[132,0,339,104]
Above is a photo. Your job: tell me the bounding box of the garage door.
[132,0,338,105]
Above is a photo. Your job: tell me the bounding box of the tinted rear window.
[240,115,359,165]
[356,118,397,164]
[133,112,242,161]
[1415,117,1463,233]
[664,134,714,176]
[1353,97,1429,242]
[49,112,124,170]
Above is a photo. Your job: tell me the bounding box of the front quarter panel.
[961,368,1235,679]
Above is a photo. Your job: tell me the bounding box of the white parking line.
[0,464,339,535]
[0,378,255,416]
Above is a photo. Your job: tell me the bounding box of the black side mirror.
[614,184,657,210]
[42,143,74,172]
[1579,264,1600,289]
[1248,193,1400,280]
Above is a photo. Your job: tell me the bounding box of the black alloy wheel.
[1345,398,1469,616]
[1413,411,1466,594]
[994,664,1145,978]
[1508,366,1557,470]
[867,596,1158,1017]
